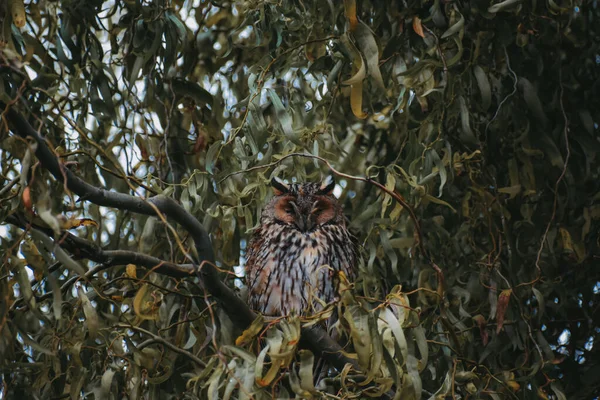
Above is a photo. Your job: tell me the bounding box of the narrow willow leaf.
[133,284,159,320]
[267,89,297,140]
[380,308,408,364]
[70,367,87,400]
[412,17,425,38]
[445,36,464,67]
[13,259,35,310]
[379,230,399,276]
[48,273,62,320]
[16,327,55,355]
[235,314,264,346]
[132,20,146,48]
[20,144,36,186]
[223,361,238,400]
[473,65,491,110]
[344,306,371,370]
[343,0,358,31]
[366,313,383,383]
[381,173,395,218]
[166,10,188,41]
[290,350,316,397]
[172,78,213,106]
[430,371,452,398]
[10,0,26,28]
[495,289,512,333]
[488,0,522,13]
[129,55,144,85]
[349,82,368,119]
[550,383,567,400]
[381,345,402,393]
[326,59,344,93]
[206,364,224,400]
[532,287,545,323]
[205,141,221,175]
[342,56,366,86]
[518,77,548,127]
[126,365,142,400]
[78,287,99,339]
[147,362,174,384]
[406,354,422,399]
[423,194,457,212]
[37,208,61,235]
[413,326,428,369]
[441,8,464,39]
[254,342,271,386]
[427,149,447,197]
[458,96,478,145]
[223,345,257,364]
[98,368,116,398]
[354,22,384,88]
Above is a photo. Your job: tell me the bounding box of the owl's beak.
[295,214,314,232]
[303,215,315,232]
[290,202,315,232]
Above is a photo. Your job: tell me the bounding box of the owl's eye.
[286,201,300,216]
[311,200,326,214]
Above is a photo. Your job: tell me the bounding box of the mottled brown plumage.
[245,177,358,317]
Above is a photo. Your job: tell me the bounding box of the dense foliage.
[1,0,598,398]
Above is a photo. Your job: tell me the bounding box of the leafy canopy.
[0,0,598,399]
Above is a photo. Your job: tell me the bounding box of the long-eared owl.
[245,176,358,316]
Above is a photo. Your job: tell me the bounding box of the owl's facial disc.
[270,179,339,231]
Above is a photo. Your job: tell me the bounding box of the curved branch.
[6,214,196,278]
[4,104,214,265]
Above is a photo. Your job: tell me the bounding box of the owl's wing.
[345,230,360,281]
[244,226,264,288]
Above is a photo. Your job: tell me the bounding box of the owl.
[245,176,358,317]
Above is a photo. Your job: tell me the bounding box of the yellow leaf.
[344,0,358,31]
[133,284,160,320]
[21,239,45,271]
[235,314,264,346]
[10,0,26,28]
[61,217,98,230]
[389,203,403,222]
[350,82,368,119]
[537,388,549,399]
[205,9,229,28]
[558,227,573,253]
[498,185,521,199]
[381,173,396,218]
[126,264,137,279]
[305,37,326,62]
[423,194,457,213]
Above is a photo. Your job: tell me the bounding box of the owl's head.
[263,176,344,232]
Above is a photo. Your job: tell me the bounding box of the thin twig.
[485,47,517,137]
[0,174,20,197]
[121,324,207,367]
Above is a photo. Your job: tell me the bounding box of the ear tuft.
[271,177,290,196]
[317,176,335,195]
